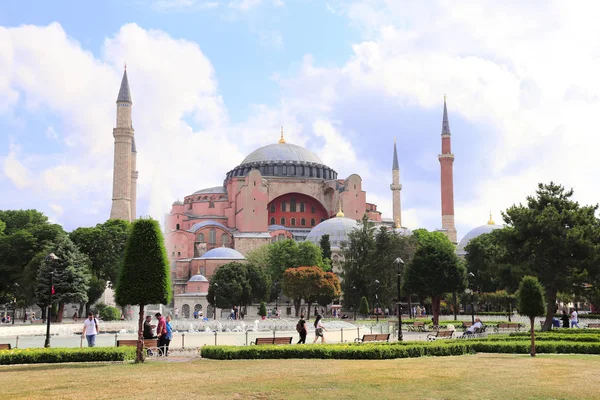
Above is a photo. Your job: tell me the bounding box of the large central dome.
[241,143,324,165]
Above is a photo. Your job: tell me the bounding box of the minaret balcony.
[438,153,455,160]
[390,183,402,190]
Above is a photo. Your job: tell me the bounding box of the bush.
[201,342,472,360]
[468,341,600,355]
[258,302,267,317]
[0,347,135,365]
[359,296,369,316]
[509,329,600,336]
[100,306,121,321]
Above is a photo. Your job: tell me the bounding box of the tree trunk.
[79,302,85,317]
[57,302,65,323]
[293,299,301,317]
[306,301,312,320]
[452,293,458,321]
[530,316,536,357]
[432,295,441,326]
[542,289,557,332]
[136,304,145,363]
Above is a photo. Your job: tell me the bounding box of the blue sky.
[2,0,600,243]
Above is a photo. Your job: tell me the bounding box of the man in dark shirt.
[143,315,156,339]
[297,314,308,344]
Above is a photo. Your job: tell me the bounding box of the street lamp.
[394,257,405,341]
[374,279,380,323]
[351,285,357,320]
[213,282,218,321]
[466,272,475,324]
[44,253,58,348]
[11,283,18,326]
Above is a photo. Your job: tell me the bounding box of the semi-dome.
[199,247,245,260]
[188,274,208,282]
[225,132,337,180]
[306,213,358,249]
[193,186,227,195]
[457,213,503,256]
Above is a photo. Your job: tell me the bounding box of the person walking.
[570,308,580,328]
[81,312,99,347]
[155,313,168,356]
[162,315,173,357]
[313,314,327,344]
[296,314,308,344]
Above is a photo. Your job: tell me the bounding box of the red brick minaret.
[438,96,457,243]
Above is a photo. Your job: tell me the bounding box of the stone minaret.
[390,138,402,228]
[438,96,457,243]
[109,66,136,222]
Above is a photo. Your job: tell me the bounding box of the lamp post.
[467,272,475,324]
[213,282,218,321]
[352,285,357,320]
[394,257,405,341]
[44,253,58,348]
[374,279,380,323]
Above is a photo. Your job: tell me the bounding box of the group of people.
[296,314,327,344]
[1,315,11,323]
[143,313,173,356]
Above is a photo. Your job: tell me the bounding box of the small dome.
[306,216,358,249]
[457,221,503,256]
[241,143,324,165]
[193,186,227,195]
[188,274,208,282]
[199,247,245,260]
[172,200,183,206]
[394,227,412,237]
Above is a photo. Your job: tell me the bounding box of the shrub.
[359,296,369,317]
[258,302,267,317]
[0,347,135,365]
[100,306,121,321]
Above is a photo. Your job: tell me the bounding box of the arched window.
[278,234,285,241]
[290,197,297,212]
[209,229,216,244]
[311,218,316,227]
[290,165,295,175]
[281,202,287,212]
[301,218,306,226]
[270,217,275,225]
[291,218,296,226]
[176,224,180,230]
[280,217,286,225]
[300,203,305,212]
[182,304,190,319]
[196,233,204,242]
[311,206,316,214]
[270,203,276,213]
[221,233,229,246]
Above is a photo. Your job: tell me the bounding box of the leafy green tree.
[258,301,267,317]
[502,182,600,331]
[207,262,269,310]
[403,229,466,326]
[0,209,49,235]
[319,234,332,261]
[35,234,91,322]
[100,305,121,321]
[517,276,546,357]
[267,239,328,283]
[341,215,376,309]
[282,266,341,318]
[245,244,270,270]
[359,296,369,317]
[115,218,171,363]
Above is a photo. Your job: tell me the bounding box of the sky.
[1,0,600,243]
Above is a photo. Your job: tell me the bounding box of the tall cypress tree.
[319,234,332,261]
[115,218,171,363]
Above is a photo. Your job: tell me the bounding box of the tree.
[70,219,131,313]
[267,239,328,283]
[282,266,341,318]
[207,262,269,310]
[35,234,91,322]
[341,215,376,309]
[259,301,267,317]
[403,229,466,326]
[517,276,546,357]
[502,182,600,331]
[359,296,369,317]
[319,234,332,261]
[114,218,171,363]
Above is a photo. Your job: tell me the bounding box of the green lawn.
[2,354,600,399]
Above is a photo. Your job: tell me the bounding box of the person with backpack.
[81,312,99,347]
[296,314,308,344]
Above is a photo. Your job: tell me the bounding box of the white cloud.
[1,142,32,189]
[151,0,219,11]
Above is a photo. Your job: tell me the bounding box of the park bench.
[31,319,44,324]
[586,323,600,329]
[116,339,158,350]
[354,334,390,343]
[407,322,427,332]
[494,323,523,333]
[427,330,453,341]
[0,344,12,350]
[251,337,293,345]
[462,321,473,329]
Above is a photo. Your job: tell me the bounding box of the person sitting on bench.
[462,318,483,336]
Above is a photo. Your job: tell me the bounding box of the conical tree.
[517,276,546,357]
[115,218,171,363]
[359,296,369,318]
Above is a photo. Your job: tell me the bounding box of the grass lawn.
[2,353,600,399]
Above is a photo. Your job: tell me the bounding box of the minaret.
[390,138,402,228]
[109,66,135,222]
[438,95,457,243]
[130,137,138,220]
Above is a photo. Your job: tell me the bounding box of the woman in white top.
[313,314,327,343]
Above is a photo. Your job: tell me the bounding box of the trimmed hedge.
[461,334,600,343]
[469,341,600,355]
[0,347,136,365]
[201,343,472,360]
[510,329,600,336]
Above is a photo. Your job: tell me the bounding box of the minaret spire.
[438,95,457,243]
[110,66,137,222]
[390,137,402,228]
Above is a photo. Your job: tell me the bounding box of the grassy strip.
[201,343,472,360]
[0,347,136,365]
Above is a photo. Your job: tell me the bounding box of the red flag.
[52,286,55,295]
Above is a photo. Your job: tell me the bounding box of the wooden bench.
[587,323,600,329]
[354,334,390,343]
[116,339,158,349]
[407,322,427,332]
[251,337,293,345]
[31,319,44,324]
[427,330,453,341]
[0,344,11,350]
[495,323,523,333]
[462,321,473,329]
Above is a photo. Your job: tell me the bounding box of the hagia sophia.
[109,68,500,317]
